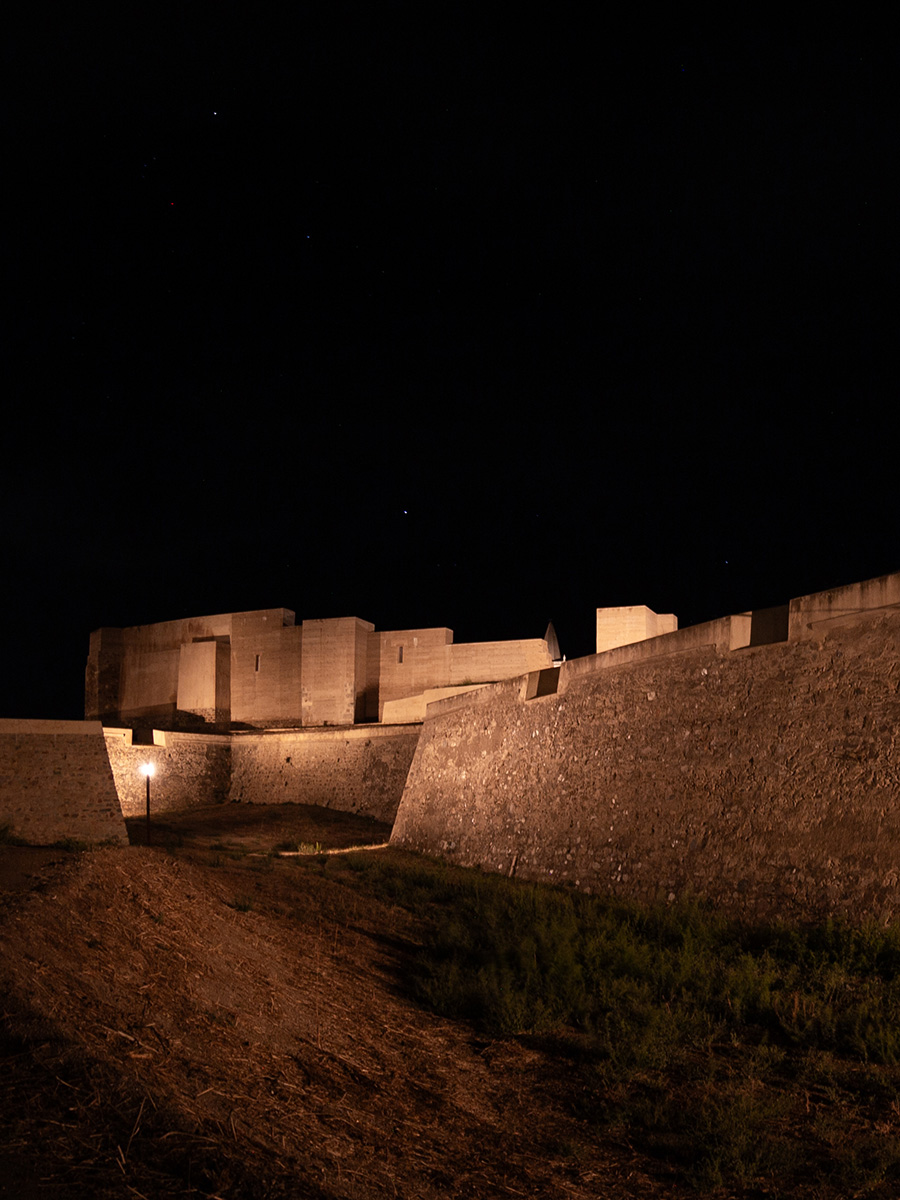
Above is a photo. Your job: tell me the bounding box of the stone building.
[85,609,553,731]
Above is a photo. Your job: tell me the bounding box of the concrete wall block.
[595,606,678,654]
[449,639,551,686]
[120,648,180,715]
[232,624,301,726]
[177,641,219,714]
[374,628,454,717]
[301,618,374,727]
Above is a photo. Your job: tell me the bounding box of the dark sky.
[3,12,895,719]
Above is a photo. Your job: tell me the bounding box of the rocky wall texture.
[104,732,231,816]
[392,609,900,924]
[0,721,127,845]
[230,725,421,823]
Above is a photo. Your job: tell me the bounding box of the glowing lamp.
[139,762,155,842]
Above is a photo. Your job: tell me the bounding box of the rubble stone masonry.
[0,721,127,845]
[8,573,900,922]
[230,724,420,824]
[392,608,900,924]
[104,729,232,816]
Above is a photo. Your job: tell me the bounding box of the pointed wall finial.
[544,621,561,662]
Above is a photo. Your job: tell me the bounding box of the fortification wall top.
[789,570,900,640]
[102,726,232,746]
[0,719,107,735]
[560,614,752,691]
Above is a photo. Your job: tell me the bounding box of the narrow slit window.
[398,646,403,664]
[255,654,261,672]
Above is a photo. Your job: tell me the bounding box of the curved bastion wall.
[391,589,900,924]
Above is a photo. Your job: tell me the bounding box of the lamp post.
[139,762,156,845]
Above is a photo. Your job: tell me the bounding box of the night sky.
[3,13,895,719]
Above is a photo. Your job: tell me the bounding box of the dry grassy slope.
[0,816,666,1200]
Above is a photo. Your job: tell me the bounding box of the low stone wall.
[8,721,417,834]
[104,728,231,816]
[382,685,490,723]
[392,608,900,924]
[0,720,127,845]
[230,724,421,823]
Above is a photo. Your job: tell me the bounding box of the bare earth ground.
[0,804,674,1199]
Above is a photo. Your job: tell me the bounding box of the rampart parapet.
[392,569,900,924]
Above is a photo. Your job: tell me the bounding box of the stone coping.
[0,719,105,735]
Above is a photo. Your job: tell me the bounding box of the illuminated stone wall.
[371,627,453,720]
[448,638,552,685]
[86,608,297,729]
[231,611,303,727]
[230,724,420,824]
[300,617,374,727]
[86,609,554,731]
[103,728,232,817]
[0,720,127,845]
[595,605,678,654]
[177,640,230,725]
[101,723,417,825]
[393,593,900,924]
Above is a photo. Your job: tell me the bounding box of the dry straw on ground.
[1,805,659,1199]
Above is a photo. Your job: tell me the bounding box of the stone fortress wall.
[0,720,128,844]
[103,728,232,818]
[3,572,899,926]
[229,724,420,825]
[43,606,547,838]
[5,605,544,842]
[392,573,900,923]
[0,720,422,838]
[100,724,419,826]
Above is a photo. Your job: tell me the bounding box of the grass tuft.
[311,850,900,1191]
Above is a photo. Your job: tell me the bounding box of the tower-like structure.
[86,608,552,730]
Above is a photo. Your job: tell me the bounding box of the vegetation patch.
[321,850,900,1193]
[5,804,900,1198]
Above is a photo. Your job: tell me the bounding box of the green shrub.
[684,1084,794,1190]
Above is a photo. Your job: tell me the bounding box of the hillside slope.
[0,808,660,1199]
